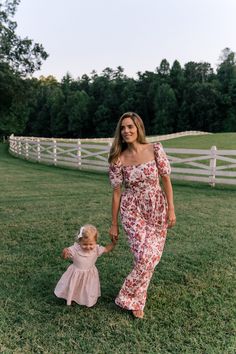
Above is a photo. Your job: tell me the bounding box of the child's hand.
[62,248,72,259]
[112,238,117,245]
[112,235,118,243]
[112,234,119,243]
[104,238,117,253]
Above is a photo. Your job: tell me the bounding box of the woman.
[108,112,176,319]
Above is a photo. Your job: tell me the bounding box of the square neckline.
[117,142,161,168]
[121,159,156,168]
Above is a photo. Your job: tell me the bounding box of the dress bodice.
[122,160,160,194]
[68,243,105,270]
[109,142,171,193]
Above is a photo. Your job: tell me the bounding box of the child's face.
[80,237,96,252]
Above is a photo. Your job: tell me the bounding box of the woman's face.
[120,117,138,144]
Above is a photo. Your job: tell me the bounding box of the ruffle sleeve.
[97,245,106,257]
[153,142,171,176]
[68,243,79,258]
[109,160,123,189]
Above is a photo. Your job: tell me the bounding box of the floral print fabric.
[109,143,171,310]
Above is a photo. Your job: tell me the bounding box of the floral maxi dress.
[109,143,171,311]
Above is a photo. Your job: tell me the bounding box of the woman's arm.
[161,175,176,228]
[109,186,122,241]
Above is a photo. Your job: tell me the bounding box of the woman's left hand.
[167,208,176,228]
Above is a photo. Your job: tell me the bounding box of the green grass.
[1,142,236,354]
[161,133,236,150]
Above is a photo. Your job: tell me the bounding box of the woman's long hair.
[108,112,147,164]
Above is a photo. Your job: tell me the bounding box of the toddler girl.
[54,224,116,307]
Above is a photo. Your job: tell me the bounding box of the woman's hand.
[167,208,176,228]
[161,175,176,229]
[109,224,119,242]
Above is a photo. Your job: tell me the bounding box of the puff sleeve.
[97,245,106,257]
[154,142,171,176]
[109,160,123,189]
[68,243,79,258]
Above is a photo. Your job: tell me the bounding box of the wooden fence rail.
[9,134,236,186]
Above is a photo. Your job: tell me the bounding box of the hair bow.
[76,226,84,240]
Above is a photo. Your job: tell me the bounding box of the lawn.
[0,142,236,353]
[161,132,236,150]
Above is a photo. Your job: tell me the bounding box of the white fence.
[9,134,111,172]
[9,134,236,186]
[167,146,236,186]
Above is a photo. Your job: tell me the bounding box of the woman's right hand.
[109,224,119,242]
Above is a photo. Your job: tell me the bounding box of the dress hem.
[115,298,144,311]
[54,292,100,307]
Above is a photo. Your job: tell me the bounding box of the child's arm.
[62,248,72,259]
[103,240,117,254]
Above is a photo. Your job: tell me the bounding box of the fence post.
[25,140,29,159]
[77,139,81,168]
[53,139,57,165]
[18,139,22,156]
[37,139,41,162]
[15,138,18,154]
[209,146,217,187]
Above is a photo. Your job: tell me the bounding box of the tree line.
[1,1,236,139]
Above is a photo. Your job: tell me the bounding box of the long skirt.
[115,224,167,311]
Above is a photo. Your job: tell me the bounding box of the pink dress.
[109,143,171,311]
[54,243,105,307]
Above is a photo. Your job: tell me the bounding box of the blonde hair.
[108,112,147,164]
[75,224,98,243]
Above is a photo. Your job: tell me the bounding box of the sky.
[14,0,236,81]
